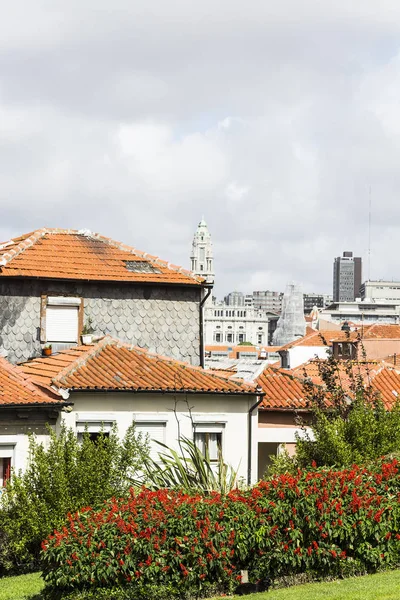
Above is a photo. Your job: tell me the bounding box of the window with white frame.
[76,420,114,443]
[135,422,166,461]
[45,296,80,343]
[194,424,224,461]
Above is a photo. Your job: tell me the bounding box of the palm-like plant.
[133,436,240,494]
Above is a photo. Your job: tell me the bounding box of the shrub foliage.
[0,423,148,574]
[295,348,400,467]
[42,459,400,597]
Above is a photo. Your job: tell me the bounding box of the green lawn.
[215,569,400,600]
[0,573,43,600]
[1,569,400,600]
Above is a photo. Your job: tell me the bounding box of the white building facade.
[360,280,400,303]
[205,304,272,346]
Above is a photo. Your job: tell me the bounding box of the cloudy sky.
[1,1,400,298]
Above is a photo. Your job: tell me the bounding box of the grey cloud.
[2,1,400,299]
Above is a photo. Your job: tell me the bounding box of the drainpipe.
[199,286,212,368]
[247,386,264,485]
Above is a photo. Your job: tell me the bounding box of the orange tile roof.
[358,324,400,339]
[256,368,309,410]
[21,337,257,395]
[0,356,64,406]
[258,359,400,411]
[279,324,400,351]
[0,229,204,286]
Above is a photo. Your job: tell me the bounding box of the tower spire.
[190,218,214,283]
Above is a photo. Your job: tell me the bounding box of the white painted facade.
[320,300,400,324]
[258,426,313,444]
[0,433,49,483]
[280,345,330,369]
[60,391,260,484]
[205,304,271,346]
[360,280,400,302]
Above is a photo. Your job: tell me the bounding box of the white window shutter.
[135,422,166,461]
[46,306,79,343]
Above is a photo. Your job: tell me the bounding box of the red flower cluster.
[41,459,400,594]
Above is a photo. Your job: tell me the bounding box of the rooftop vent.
[124,260,161,274]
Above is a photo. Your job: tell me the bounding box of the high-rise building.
[333,251,362,302]
[303,293,333,314]
[252,290,283,314]
[190,217,214,283]
[224,291,245,306]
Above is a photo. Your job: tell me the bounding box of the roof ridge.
[0,228,48,267]
[53,336,115,387]
[49,336,255,391]
[0,228,205,284]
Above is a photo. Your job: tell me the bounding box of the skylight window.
[124,261,161,274]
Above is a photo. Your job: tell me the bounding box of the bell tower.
[190,217,214,283]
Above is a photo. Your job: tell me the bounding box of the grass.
[215,569,400,600]
[1,569,400,600]
[0,573,43,600]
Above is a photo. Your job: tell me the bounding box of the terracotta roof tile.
[256,368,309,410]
[21,337,257,395]
[279,324,400,352]
[0,356,64,406]
[258,358,400,411]
[0,229,204,286]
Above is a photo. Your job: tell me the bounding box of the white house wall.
[60,392,260,484]
[0,433,50,476]
[288,346,329,368]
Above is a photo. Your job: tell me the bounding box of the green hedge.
[41,459,400,598]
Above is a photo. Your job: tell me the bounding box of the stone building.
[0,228,207,365]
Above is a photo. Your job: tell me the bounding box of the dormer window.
[333,342,357,360]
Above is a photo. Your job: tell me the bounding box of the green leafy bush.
[293,350,400,468]
[0,423,149,575]
[41,459,400,598]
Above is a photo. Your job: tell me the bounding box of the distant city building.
[253,290,283,314]
[244,294,254,308]
[272,283,306,346]
[320,299,400,325]
[303,293,333,314]
[190,220,279,346]
[333,251,362,302]
[360,280,400,303]
[190,217,214,283]
[205,304,278,346]
[224,291,245,306]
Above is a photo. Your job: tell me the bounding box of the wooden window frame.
[40,294,84,343]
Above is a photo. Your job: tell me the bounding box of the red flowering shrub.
[41,459,400,597]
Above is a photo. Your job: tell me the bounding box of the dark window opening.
[1,457,11,486]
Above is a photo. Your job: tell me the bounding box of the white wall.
[288,346,329,368]
[61,392,260,484]
[258,426,314,444]
[0,433,50,477]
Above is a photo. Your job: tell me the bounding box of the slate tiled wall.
[0,280,201,365]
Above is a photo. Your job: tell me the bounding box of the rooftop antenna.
[368,186,372,281]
